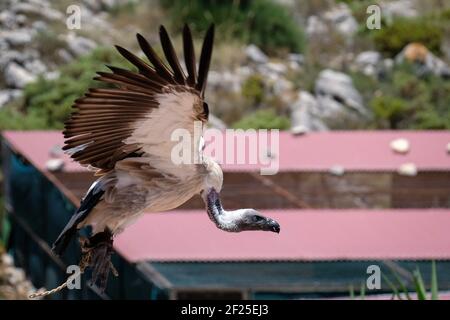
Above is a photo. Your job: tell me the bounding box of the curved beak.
[267,219,280,233]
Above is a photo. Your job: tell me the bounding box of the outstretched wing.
[63,25,214,174]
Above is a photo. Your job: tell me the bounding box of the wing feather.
[196,25,214,97]
[64,25,214,173]
[183,24,197,86]
[159,25,186,84]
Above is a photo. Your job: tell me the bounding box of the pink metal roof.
[113,209,450,262]
[2,131,82,172]
[2,130,450,173]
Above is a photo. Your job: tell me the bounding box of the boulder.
[0,90,12,107]
[0,10,20,29]
[65,32,97,57]
[4,62,36,88]
[315,69,366,116]
[381,0,417,23]
[11,2,64,21]
[0,89,22,108]
[31,20,47,32]
[23,59,47,75]
[354,51,382,76]
[323,3,358,35]
[306,15,328,37]
[245,44,268,64]
[0,49,39,69]
[290,90,328,132]
[207,70,242,93]
[0,29,34,46]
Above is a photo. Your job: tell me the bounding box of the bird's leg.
[79,229,118,292]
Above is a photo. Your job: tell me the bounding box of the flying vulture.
[52,25,280,291]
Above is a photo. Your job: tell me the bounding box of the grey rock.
[306,15,328,37]
[0,38,9,51]
[288,53,304,65]
[4,62,36,88]
[0,50,23,68]
[315,69,366,116]
[355,51,381,67]
[272,77,293,96]
[31,20,47,32]
[44,71,60,81]
[15,14,27,26]
[83,0,125,12]
[0,29,34,46]
[57,48,74,63]
[0,10,19,29]
[245,44,268,64]
[65,32,97,57]
[354,51,382,76]
[0,89,22,108]
[323,3,358,35]
[381,0,417,23]
[11,2,64,21]
[0,49,39,68]
[265,62,288,75]
[0,91,11,107]
[23,59,47,75]
[290,90,328,132]
[208,70,242,93]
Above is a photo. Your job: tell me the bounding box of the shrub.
[232,109,290,130]
[364,63,450,130]
[370,95,408,129]
[159,0,305,54]
[372,18,443,56]
[0,47,130,130]
[241,74,265,106]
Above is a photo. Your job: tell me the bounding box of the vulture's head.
[233,209,281,233]
[203,188,280,233]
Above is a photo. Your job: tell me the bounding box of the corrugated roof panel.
[3,130,450,173]
[113,209,450,262]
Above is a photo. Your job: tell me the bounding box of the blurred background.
[0,0,450,300]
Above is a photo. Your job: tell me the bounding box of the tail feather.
[52,181,105,256]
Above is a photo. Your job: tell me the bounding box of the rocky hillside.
[0,0,449,131]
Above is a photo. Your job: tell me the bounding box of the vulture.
[52,25,280,291]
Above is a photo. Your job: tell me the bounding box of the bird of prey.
[52,25,280,291]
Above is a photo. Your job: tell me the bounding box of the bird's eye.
[252,215,265,222]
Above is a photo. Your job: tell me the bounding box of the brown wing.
[63,25,214,173]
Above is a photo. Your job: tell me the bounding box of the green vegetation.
[0,47,130,130]
[160,0,305,54]
[241,74,265,106]
[232,109,290,130]
[33,30,68,65]
[351,63,450,130]
[372,18,443,56]
[383,261,439,300]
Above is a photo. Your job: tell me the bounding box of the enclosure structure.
[2,130,450,299]
[4,130,449,210]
